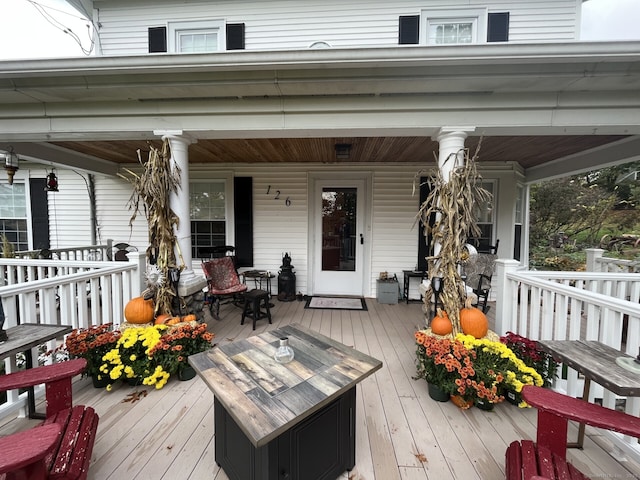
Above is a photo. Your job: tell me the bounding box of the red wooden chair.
[0,358,99,480]
[506,385,640,479]
[201,256,248,320]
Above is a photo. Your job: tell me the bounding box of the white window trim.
[420,8,487,45]
[190,172,234,250]
[168,19,226,53]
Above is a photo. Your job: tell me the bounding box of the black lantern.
[431,276,444,317]
[3,148,19,185]
[277,253,296,302]
[45,171,59,192]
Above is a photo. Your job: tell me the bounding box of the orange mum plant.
[148,323,214,376]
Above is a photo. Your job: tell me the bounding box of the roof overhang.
[0,41,638,181]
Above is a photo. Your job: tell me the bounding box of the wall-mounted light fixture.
[45,171,59,192]
[2,148,19,185]
[335,143,351,160]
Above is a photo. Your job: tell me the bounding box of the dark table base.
[215,387,356,480]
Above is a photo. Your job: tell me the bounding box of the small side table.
[402,270,427,304]
[242,270,275,297]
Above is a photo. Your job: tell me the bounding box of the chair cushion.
[202,257,245,292]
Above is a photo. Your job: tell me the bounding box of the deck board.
[2,298,640,479]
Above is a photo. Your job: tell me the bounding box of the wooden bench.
[506,385,640,480]
[0,358,99,480]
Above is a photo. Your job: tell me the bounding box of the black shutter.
[417,177,431,272]
[234,177,253,267]
[226,23,245,50]
[399,15,419,45]
[149,27,167,53]
[30,178,50,250]
[487,13,509,42]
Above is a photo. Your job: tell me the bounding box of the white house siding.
[40,160,522,298]
[94,0,582,56]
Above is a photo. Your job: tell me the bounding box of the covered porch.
[2,296,640,479]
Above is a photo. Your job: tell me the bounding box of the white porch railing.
[13,240,115,261]
[0,252,146,417]
[495,251,640,461]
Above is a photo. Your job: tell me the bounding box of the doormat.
[304,296,367,311]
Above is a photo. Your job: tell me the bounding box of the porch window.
[169,20,225,53]
[190,180,227,258]
[473,181,495,251]
[0,183,28,251]
[422,9,486,45]
[514,184,524,261]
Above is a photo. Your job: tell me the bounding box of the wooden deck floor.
[3,297,640,479]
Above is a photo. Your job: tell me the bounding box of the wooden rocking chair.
[201,256,248,320]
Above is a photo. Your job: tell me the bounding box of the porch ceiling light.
[3,148,19,185]
[335,143,351,160]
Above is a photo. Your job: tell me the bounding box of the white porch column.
[494,258,520,335]
[432,127,476,262]
[155,130,206,297]
[435,127,475,179]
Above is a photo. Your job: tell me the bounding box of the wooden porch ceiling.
[51,135,628,169]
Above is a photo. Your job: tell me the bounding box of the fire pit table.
[189,323,382,480]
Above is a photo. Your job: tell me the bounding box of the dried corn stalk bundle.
[416,142,491,334]
[120,138,182,315]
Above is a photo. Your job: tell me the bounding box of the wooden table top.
[0,324,73,360]
[539,340,640,397]
[189,323,383,447]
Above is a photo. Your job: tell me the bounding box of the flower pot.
[505,389,520,405]
[427,383,450,402]
[474,398,494,411]
[450,395,473,409]
[125,376,143,386]
[91,374,110,388]
[178,365,197,381]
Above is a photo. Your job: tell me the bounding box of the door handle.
[360,234,364,245]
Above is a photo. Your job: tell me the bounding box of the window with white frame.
[190,180,228,258]
[169,20,225,53]
[473,181,496,251]
[422,9,487,45]
[0,183,28,251]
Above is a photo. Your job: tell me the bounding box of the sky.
[0,0,639,60]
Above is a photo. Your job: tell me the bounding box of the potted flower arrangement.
[148,323,214,381]
[500,331,558,404]
[63,323,121,387]
[99,324,168,390]
[457,333,545,409]
[415,330,545,409]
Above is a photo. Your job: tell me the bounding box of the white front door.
[312,178,367,296]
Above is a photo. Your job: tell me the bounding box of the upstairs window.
[421,9,487,45]
[169,20,225,53]
[427,19,475,44]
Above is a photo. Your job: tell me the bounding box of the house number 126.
[266,185,291,206]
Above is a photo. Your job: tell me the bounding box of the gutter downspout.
[88,173,97,245]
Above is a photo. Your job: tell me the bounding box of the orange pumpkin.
[430,308,452,336]
[124,296,154,324]
[460,298,488,339]
[166,317,181,326]
[154,313,173,325]
[181,314,197,323]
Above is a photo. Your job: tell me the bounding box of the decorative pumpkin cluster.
[429,298,488,339]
